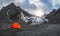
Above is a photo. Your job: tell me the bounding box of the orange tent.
[11,22,21,29]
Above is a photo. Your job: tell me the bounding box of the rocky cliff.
[46,8,60,24]
[0,3,33,25]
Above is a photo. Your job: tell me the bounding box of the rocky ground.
[0,24,60,36]
[17,24,60,36]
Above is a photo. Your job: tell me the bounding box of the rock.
[46,8,60,24]
[0,3,33,25]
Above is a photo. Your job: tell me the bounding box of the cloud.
[0,0,60,15]
[45,0,60,14]
[17,0,24,3]
[33,9,45,17]
[14,0,25,5]
[29,0,44,8]
[40,0,60,14]
[0,0,15,10]
[0,0,25,9]
[50,0,60,9]
[54,0,60,9]
[27,0,46,17]
[0,0,50,17]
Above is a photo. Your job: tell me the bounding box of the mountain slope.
[46,8,60,24]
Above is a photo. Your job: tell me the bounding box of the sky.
[0,0,60,17]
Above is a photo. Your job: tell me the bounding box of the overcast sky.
[0,0,60,17]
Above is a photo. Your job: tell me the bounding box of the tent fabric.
[11,23,21,29]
